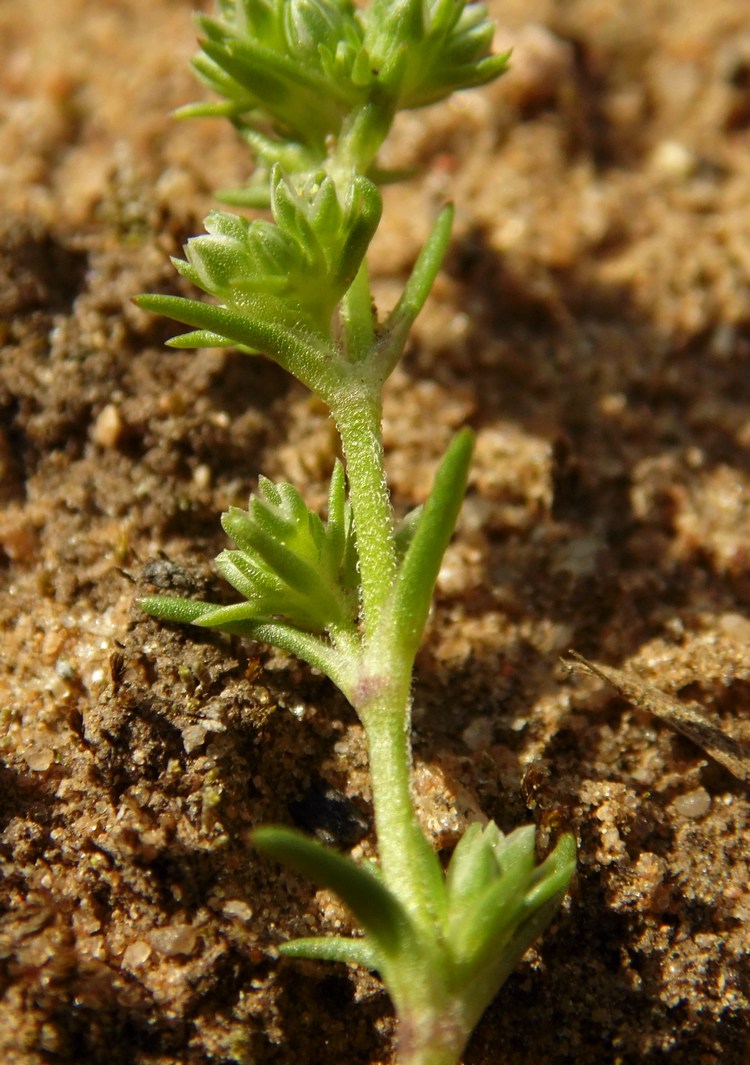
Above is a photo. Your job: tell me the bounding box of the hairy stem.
[330,375,442,925]
[332,89,395,178]
[331,388,397,633]
[361,682,418,883]
[357,672,447,943]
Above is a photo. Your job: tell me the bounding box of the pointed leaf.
[525,832,577,906]
[253,826,416,958]
[134,294,282,360]
[450,863,529,970]
[445,822,500,915]
[393,504,423,560]
[257,476,283,506]
[325,459,347,565]
[455,832,576,977]
[279,935,380,970]
[383,427,474,662]
[215,549,284,599]
[379,204,453,376]
[165,329,245,350]
[235,517,342,619]
[459,834,576,1033]
[134,293,332,392]
[493,824,538,881]
[138,595,221,626]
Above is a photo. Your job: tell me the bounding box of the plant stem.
[397,1026,469,1065]
[360,679,421,891]
[330,377,442,923]
[330,388,396,634]
[359,678,473,1064]
[333,91,395,178]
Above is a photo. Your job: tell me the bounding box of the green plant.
[136,3,575,1062]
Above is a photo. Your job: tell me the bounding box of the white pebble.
[25,748,54,771]
[149,924,198,957]
[91,403,124,448]
[222,899,254,921]
[670,787,711,819]
[123,940,152,968]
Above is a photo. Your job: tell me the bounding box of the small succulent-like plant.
[137,3,575,1063]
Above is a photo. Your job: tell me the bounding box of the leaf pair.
[253,820,575,1038]
[139,425,472,703]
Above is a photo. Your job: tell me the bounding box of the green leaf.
[215,469,359,635]
[138,595,221,626]
[253,826,416,959]
[135,293,314,367]
[140,461,360,670]
[362,0,509,111]
[140,590,352,683]
[458,833,576,1033]
[324,459,347,563]
[449,831,538,967]
[335,176,383,290]
[285,0,362,65]
[184,1,367,167]
[138,168,382,379]
[340,259,375,364]
[379,203,453,377]
[215,550,284,599]
[445,822,504,915]
[380,427,474,662]
[525,832,577,908]
[165,329,246,350]
[279,934,380,970]
[453,831,576,978]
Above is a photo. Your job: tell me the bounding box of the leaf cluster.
[182,0,509,197]
[254,822,576,1035]
[141,427,475,698]
[136,167,381,378]
[144,462,358,638]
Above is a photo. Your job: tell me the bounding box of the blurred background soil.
[1,1,750,1062]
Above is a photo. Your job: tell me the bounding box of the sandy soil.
[2,1,750,1062]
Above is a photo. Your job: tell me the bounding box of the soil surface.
[2,1,750,1062]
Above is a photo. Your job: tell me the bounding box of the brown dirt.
[2,1,750,1062]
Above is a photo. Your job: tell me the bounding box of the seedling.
[136,3,575,1062]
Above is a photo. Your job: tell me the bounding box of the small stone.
[0,512,39,562]
[123,940,152,968]
[148,924,198,957]
[670,788,711,819]
[650,140,696,181]
[718,612,750,642]
[91,403,124,448]
[192,463,212,490]
[181,724,208,753]
[25,747,54,771]
[461,716,494,752]
[222,899,254,921]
